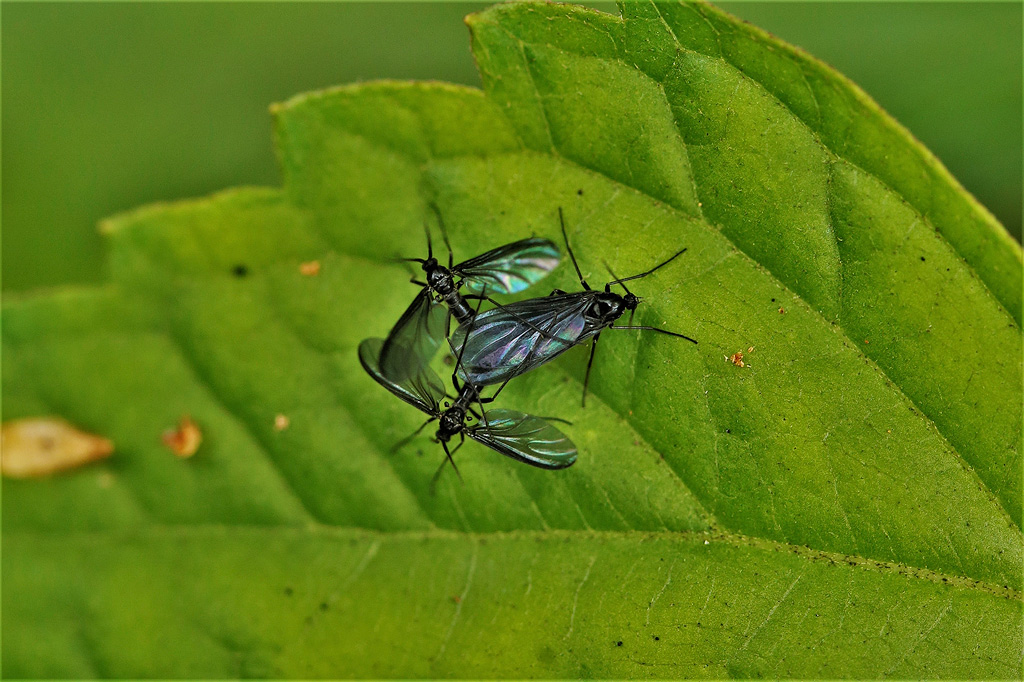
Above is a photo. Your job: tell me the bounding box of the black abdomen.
[446,292,474,326]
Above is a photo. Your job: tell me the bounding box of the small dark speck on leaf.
[920,256,926,261]
[771,298,776,302]
[616,641,623,647]
[284,587,293,597]
[319,602,329,611]
[577,188,584,196]
[654,636,660,641]
[232,264,248,278]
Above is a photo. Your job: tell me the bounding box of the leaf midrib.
[8,524,1020,601]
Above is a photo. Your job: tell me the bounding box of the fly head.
[426,264,456,295]
[436,406,465,441]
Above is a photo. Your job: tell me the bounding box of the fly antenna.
[609,324,697,344]
[602,260,634,297]
[430,440,463,494]
[423,221,434,261]
[430,202,455,269]
[559,207,590,291]
[442,440,462,481]
[608,248,687,287]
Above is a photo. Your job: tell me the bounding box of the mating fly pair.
[358,210,578,478]
[359,206,697,478]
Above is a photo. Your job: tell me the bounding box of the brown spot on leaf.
[299,260,321,276]
[1,418,113,478]
[728,351,745,368]
[162,416,202,458]
[274,414,290,431]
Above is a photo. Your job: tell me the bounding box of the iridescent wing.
[450,292,596,386]
[456,238,560,295]
[468,409,577,469]
[358,338,444,416]
[379,288,447,382]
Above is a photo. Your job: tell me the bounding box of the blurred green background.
[3,2,1021,293]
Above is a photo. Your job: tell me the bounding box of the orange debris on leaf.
[299,260,321,276]
[728,351,746,368]
[274,414,291,431]
[1,417,113,478]
[162,416,202,458]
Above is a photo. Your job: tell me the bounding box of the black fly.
[450,207,697,406]
[378,206,559,384]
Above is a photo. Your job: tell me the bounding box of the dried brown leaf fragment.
[1,418,114,478]
[162,416,203,458]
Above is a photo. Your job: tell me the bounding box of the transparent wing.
[456,238,560,295]
[468,409,577,469]
[379,288,447,382]
[450,292,594,386]
[358,338,444,416]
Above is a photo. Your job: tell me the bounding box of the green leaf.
[4,2,1021,678]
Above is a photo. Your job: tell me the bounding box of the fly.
[451,207,697,406]
[359,336,577,483]
[379,206,560,384]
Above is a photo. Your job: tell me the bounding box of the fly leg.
[390,416,437,454]
[581,332,601,408]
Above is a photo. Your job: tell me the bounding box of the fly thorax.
[587,292,626,324]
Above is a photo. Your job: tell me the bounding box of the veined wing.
[468,409,577,469]
[359,338,444,416]
[451,292,595,386]
[456,238,560,295]
[379,288,447,382]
